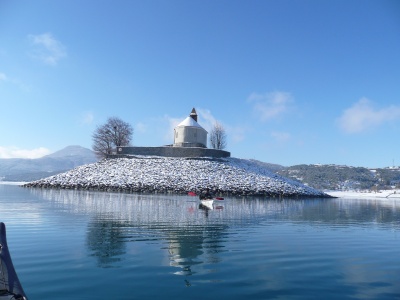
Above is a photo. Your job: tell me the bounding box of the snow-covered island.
[23,156,330,198]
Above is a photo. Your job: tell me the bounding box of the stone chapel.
[173,108,208,148]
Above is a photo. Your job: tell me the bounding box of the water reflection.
[26,188,400,275]
[86,219,126,267]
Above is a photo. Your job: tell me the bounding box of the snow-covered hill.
[24,156,329,198]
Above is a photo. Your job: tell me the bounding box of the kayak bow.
[0,223,28,300]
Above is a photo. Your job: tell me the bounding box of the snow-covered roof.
[176,116,205,129]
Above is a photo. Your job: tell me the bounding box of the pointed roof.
[175,108,206,131]
[176,116,204,129]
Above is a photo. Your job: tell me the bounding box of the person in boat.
[199,188,213,200]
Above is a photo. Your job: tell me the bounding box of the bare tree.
[209,121,227,150]
[92,117,133,158]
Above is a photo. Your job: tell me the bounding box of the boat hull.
[0,223,27,300]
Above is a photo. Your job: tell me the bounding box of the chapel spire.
[190,108,198,122]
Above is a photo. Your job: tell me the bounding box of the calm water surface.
[0,184,399,300]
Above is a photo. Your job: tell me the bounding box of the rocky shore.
[23,156,330,198]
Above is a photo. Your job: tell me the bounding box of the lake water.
[1,184,399,300]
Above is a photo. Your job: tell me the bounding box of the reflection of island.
[166,223,227,277]
[168,231,203,276]
[28,188,233,270]
[27,188,400,271]
[85,209,228,273]
[86,219,127,267]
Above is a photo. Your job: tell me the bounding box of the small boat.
[188,191,224,211]
[200,199,214,210]
[0,223,28,300]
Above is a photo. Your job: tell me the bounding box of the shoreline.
[0,181,28,185]
[326,190,400,199]
[0,181,400,200]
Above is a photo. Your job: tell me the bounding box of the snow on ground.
[326,190,400,199]
[23,156,329,198]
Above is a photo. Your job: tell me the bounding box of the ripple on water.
[0,186,399,300]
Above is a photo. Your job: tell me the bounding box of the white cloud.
[135,122,147,133]
[80,112,94,125]
[196,108,218,132]
[0,72,7,81]
[0,72,31,91]
[0,146,51,159]
[28,33,67,66]
[337,98,400,133]
[270,131,291,142]
[163,115,183,143]
[197,109,249,145]
[227,125,248,143]
[247,91,293,121]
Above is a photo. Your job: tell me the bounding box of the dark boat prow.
[0,222,28,300]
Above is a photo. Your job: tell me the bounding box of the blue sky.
[1,0,399,168]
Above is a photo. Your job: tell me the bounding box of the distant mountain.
[45,145,94,158]
[277,164,400,191]
[0,145,98,181]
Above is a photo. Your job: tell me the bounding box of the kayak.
[0,223,28,300]
[200,199,214,210]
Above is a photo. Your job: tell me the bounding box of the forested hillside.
[277,164,400,190]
